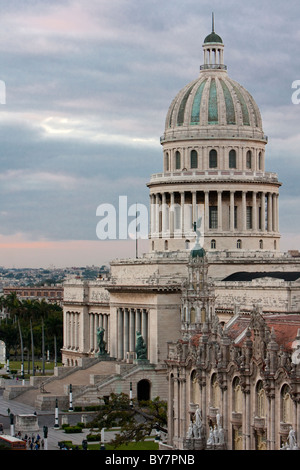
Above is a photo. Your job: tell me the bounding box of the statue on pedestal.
[97,327,107,357]
[136,331,147,360]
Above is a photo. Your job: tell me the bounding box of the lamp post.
[54,399,59,428]
[69,384,73,412]
[130,382,133,408]
[9,413,14,437]
[43,425,48,450]
[100,428,105,450]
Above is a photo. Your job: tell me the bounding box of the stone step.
[12,361,120,408]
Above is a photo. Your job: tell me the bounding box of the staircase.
[6,360,157,411]
[7,361,119,410]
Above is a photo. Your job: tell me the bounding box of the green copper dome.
[204,32,223,44]
[166,75,262,130]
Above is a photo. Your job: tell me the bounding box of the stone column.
[230,191,235,232]
[180,378,187,438]
[123,308,129,360]
[155,194,160,235]
[169,192,175,238]
[242,191,246,231]
[267,193,273,232]
[180,191,185,237]
[218,191,222,231]
[205,191,209,233]
[117,308,123,360]
[252,191,257,231]
[261,192,266,232]
[269,391,276,450]
[71,313,75,349]
[89,314,94,351]
[167,375,175,446]
[142,309,148,352]
[129,308,135,353]
[275,193,279,232]
[162,192,167,234]
[67,312,71,349]
[150,194,155,237]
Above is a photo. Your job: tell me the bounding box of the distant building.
[3,286,63,305]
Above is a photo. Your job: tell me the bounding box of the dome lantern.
[201,13,226,71]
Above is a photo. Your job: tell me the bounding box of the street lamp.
[43,425,48,450]
[69,384,73,412]
[9,413,14,437]
[54,399,59,428]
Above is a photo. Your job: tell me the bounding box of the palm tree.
[45,314,63,367]
[35,299,50,374]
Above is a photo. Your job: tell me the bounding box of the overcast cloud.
[0,0,299,267]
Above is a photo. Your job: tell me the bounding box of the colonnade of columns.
[89,312,109,353]
[65,311,110,354]
[117,307,148,360]
[150,189,279,238]
[203,46,224,66]
[66,311,80,351]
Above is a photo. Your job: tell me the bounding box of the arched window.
[246,150,252,169]
[209,149,218,168]
[164,240,168,251]
[229,149,236,168]
[274,240,277,250]
[237,239,242,249]
[281,385,292,424]
[165,152,169,171]
[256,381,266,417]
[185,239,190,250]
[233,377,242,413]
[190,150,198,169]
[258,151,262,170]
[152,241,154,251]
[175,151,181,170]
[259,239,263,249]
[190,370,200,405]
[211,239,216,249]
[211,374,221,409]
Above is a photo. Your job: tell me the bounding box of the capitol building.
[59,23,300,450]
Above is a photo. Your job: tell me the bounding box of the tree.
[89,393,167,448]
[45,313,63,366]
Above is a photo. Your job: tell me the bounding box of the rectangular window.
[209,206,218,229]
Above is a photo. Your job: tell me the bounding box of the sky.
[0,0,299,268]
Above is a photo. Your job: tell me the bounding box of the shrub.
[63,426,82,434]
[86,433,101,441]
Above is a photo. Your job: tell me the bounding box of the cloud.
[0,0,298,266]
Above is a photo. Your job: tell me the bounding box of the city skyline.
[0,0,299,267]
